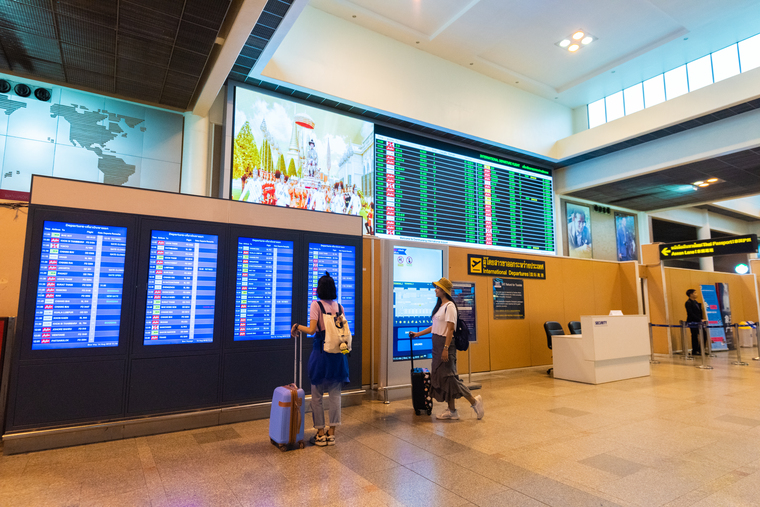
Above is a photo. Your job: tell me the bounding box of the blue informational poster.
[32,221,127,350]
[700,284,728,351]
[392,246,443,361]
[144,231,218,345]
[234,238,294,341]
[308,243,356,327]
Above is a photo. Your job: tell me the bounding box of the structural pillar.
[180,112,210,196]
[697,213,713,271]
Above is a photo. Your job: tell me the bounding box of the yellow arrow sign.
[661,247,671,256]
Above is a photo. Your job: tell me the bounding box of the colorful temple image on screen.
[233,87,375,234]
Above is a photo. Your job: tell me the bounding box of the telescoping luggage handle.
[293,330,303,387]
[409,331,415,370]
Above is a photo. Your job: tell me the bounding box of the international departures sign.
[467,254,546,279]
[658,234,758,260]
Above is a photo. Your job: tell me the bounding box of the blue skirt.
[308,331,350,385]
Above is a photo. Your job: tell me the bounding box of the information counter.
[552,315,650,384]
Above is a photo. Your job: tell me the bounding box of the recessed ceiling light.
[572,31,585,40]
[707,178,718,183]
[568,44,580,52]
[693,181,704,185]
[581,36,593,45]
[559,39,571,48]
[698,183,710,187]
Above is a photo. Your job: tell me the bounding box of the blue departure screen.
[308,244,356,328]
[143,231,218,345]
[234,238,294,340]
[32,221,127,350]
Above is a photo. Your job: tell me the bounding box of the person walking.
[291,272,349,446]
[410,277,484,420]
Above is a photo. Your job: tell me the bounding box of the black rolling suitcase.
[409,333,433,416]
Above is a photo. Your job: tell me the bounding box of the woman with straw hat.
[410,277,484,420]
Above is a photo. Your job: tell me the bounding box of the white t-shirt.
[432,302,457,336]
[310,299,340,331]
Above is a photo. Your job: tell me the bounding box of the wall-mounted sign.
[659,235,757,260]
[493,278,524,319]
[468,254,545,279]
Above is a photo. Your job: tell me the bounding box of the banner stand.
[697,324,713,370]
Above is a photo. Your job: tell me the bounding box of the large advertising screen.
[143,231,218,345]
[392,246,443,361]
[32,221,127,350]
[234,237,294,341]
[232,87,375,233]
[375,131,555,254]
[308,243,356,327]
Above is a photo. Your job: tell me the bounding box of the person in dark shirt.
[685,289,704,355]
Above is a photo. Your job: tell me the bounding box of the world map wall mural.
[0,77,183,199]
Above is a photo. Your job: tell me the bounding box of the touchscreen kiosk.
[32,221,127,350]
[233,237,294,340]
[143,231,219,345]
[392,246,443,361]
[308,243,356,326]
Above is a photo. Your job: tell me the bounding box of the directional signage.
[467,254,546,279]
[659,234,758,260]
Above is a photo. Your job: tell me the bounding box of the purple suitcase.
[269,383,305,451]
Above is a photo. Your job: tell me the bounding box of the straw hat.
[432,277,453,297]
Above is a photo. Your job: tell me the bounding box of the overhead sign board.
[658,235,757,260]
[468,254,546,279]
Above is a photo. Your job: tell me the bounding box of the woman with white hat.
[410,277,484,420]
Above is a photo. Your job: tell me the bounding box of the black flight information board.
[234,237,294,340]
[375,134,555,253]
[308,243,356,327]
[144,231,219,345]
[32,221,127,350]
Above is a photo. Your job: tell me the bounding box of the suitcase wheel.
[299,441,305,449]
[415,409,420,415]
[426,409,432,415]
[278,444,287,452]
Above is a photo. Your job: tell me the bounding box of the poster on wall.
[700,284,728,351]
[451,282,476,343]
[232,86,375,234]
[493,278,524,319]
[566,203,592,258]
[615,213,638,261]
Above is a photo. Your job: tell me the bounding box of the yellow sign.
[467,254,546,280]
[659,235,757,260]
[470,256,483,273]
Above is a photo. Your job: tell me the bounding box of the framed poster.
[493,278,524,319]
[615,213,638,261]
[451,281,476,343]
[566,203,592,258]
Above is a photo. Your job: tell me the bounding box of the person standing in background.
[685,289,704,355]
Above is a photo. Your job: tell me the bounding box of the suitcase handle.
[409,331,415,371]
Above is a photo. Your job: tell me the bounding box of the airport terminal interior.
[4,0,760,506]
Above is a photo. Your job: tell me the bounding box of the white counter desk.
[552,315,650,384]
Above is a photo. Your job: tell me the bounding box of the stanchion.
[697,323,713,370]
[753,323,760,361]
[731,324,748,366]
[683,321,695,361]
[648,324,660,364]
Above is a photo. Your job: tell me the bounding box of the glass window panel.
[712,44,740,82]
[687,55,713,91]
[588,99,606,128]
[739,33,760,72]
[623,83,644,114]
[643,74,665,108]
[664,65,688,100]
[605,91,625,121]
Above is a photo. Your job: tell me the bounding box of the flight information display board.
[375,134,555,253]
[144,231,219,345]
[308,243,356,327]
[234,238,294,341]
[32,221,127,350]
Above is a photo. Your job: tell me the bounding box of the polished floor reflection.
[3,354,760,506]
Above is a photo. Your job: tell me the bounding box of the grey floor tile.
[715,415,760,427]
[579,453,647,477]
[548,407,593,418]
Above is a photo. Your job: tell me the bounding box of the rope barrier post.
[683,321,694,361]
[753,323,760,361]
[649,323,659,364]
[706,325,717,357]
[697,323,713,370]
[732,324,747,366]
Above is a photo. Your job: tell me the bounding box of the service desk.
[552,315,650,384]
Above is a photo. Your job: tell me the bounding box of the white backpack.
[317,301,352,354]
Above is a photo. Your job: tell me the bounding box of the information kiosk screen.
[143,231,219,345]
[233,237,294,341]
[392,246,443,361]
[307,243,356,327]
[32,221,127,350]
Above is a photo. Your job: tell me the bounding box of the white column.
[697,210,713,271]
[181,112,210,196]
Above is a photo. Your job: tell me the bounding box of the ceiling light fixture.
[693,181,704,185]
[698,183,710,187]
[556,30,596,53]
[707,178,718,183]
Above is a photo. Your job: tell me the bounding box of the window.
[623,83,644,114]
[687,55,713,91]
[605,91,625,122]
[643,74,665,108]
[588,99,606,128]
[664,65,688,100]
[739,33,760,72]
[712,45,740,82]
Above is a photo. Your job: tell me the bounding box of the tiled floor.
[3,353,760,506]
